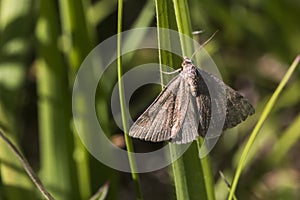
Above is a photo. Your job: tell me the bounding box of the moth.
[129,57,255,144]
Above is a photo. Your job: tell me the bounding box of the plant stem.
[228,55,300,200]
[0,128,54,200]
[36,0,79,198]
[117,0,143,199]
[173,0,215,199]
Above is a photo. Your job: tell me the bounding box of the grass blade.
[228,55,300,200]
[58,0,94,198]
[0,128,54,200]
[173,0,215,199]
[155,0,190,199]
[0,0,36,198]
[172,0,193,56]
[117,0,143,199]
[36,0,80,198]
[268,113,300,165]
[89,181,110,200]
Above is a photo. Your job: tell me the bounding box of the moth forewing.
[129,75,189,142]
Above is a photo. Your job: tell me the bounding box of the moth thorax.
[188,77,198,97]
[182,64,199,97]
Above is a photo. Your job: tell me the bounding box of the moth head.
[182,57,193,67]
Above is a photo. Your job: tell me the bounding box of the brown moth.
[129,57,254,144]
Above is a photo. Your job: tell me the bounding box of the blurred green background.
[0,0,299,199]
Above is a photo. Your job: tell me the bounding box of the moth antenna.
[161,68,182,75]
[192,30,204,35]
[219,171,232,188]
[191,30,219,60]
[219,171,238,199]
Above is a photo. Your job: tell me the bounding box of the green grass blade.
[89,181,110,200]
[0,128,54,200]
[155,0,190,199]
[59,0,93,72]
[155,0,178,86]
[0,0,36,198]
[36,0,80,198]
[197,139,216,200]
[228,55,300,200]
[121,0,155,64]
[155,0,215,199]
[169,144,189,199]
[173,0,215,199]
[58,0,94,198]
[131,0,154,28]
[268,113,300,165]
[87,0,117,27]
[172,0,193,56]
[117,0,143,199]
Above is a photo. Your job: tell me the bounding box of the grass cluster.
[0,0,299,199]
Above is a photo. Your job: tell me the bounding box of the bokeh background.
[0,0,300,199]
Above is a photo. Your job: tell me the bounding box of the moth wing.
[196,69,255,136]
[129,75,190,142]
[172,92,200,144]
[223,84,255,129]
[195,70,212,136]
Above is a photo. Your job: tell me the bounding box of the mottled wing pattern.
[129,75,190,142]
[172,92,199,144]
[196,69,255,136]
[195,70,212,136]
[223,84,255,129]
